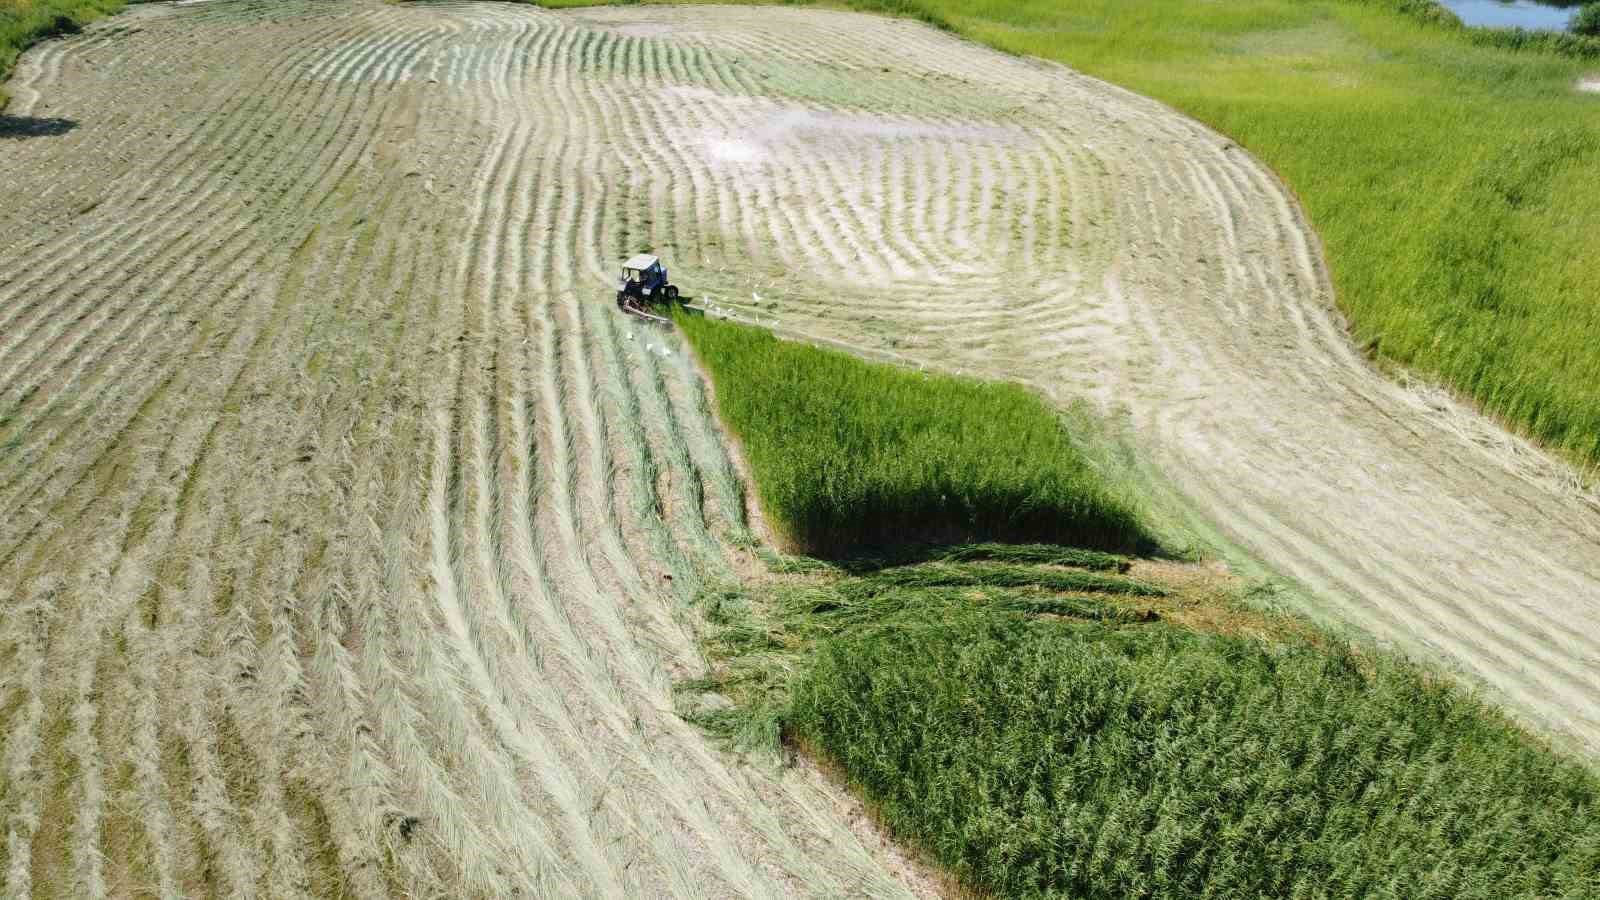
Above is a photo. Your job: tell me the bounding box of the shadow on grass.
[817,533,1172,568]
[762,541,1139,575]
[0,115,79,140]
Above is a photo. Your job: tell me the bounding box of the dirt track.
[0,0,1597,895]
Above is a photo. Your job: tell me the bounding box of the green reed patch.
[790,614,1600,899]
[676,313,1151,555]
[683,548,1600,898]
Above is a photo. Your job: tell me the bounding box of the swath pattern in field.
[2,0,1598,896]
[0,2,923,895]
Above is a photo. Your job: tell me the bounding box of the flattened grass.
[679,547,1165,752]
[677,313,1150,554]
[0,0,124,108]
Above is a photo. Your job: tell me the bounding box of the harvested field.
[0,0,1596,896]
[0,1,933,895]
[568,8,1600,755]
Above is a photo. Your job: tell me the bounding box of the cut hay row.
[0,5,851,890]
[0,7,411,552]
[1,0,1595,896]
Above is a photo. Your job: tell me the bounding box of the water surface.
[1436,0,1578,31]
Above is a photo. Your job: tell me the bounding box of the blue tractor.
[616,254,680,318]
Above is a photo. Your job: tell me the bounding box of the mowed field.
[1,0,1598,896]
[587,8,1600,752]
[0,2,939,895]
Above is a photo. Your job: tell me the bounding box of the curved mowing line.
[11,1,1597,894]
[0,6,369,313]
[483,22,777,890]
[0,6,924,893]
[0,17,438,518]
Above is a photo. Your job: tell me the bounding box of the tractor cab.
[616,253,679,313]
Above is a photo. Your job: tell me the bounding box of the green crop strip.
[675,312,1152,555]
[791,611,1600,898]
[0,0,125,109]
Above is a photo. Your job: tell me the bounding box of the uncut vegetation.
[1576,3,1600,38]
[0,0,123,107]
[686,551,1600,899]
[677,313,1149,554]
[791,612,1600,898]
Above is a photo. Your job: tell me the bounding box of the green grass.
[683,552,1600,898]
[791,611,1600,899]
[678,547,1168,753]
[676,312,1151,554]
[554,0,1600,468]
[0,0,125,109]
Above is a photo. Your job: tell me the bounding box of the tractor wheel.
[616,292,627,310]
[664,285,680,302]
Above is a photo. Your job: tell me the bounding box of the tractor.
[615,254,680,320]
